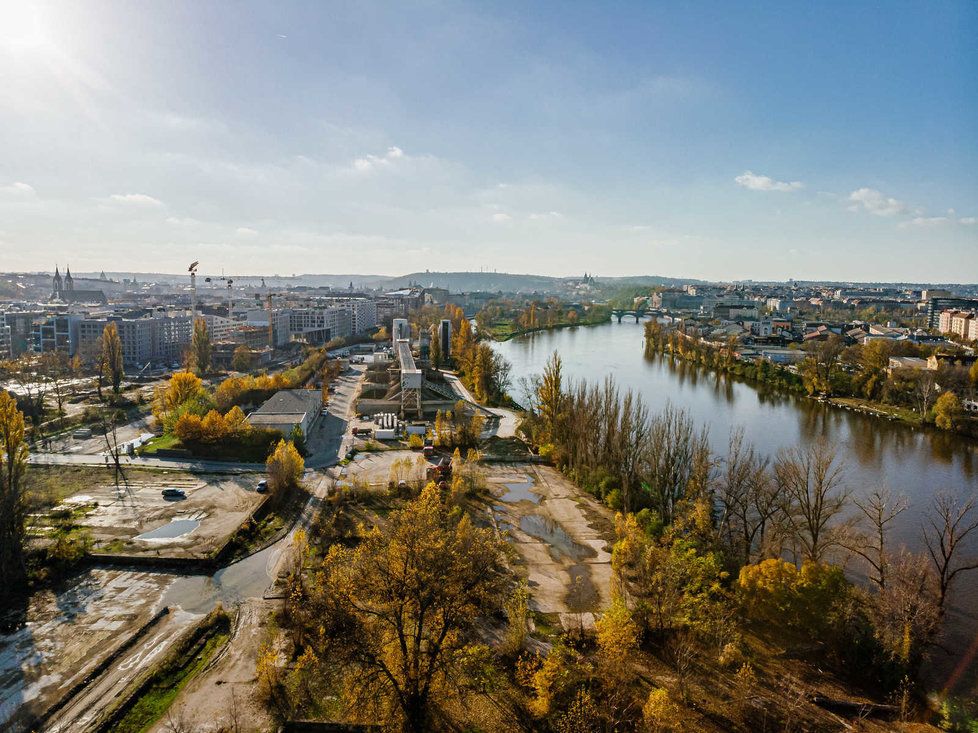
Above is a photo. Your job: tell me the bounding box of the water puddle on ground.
[518,515,596,563]
[135,518,200,541]
[499,477,541,504]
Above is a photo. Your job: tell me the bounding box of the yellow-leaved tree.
[152,371,208,429]
[266,439,304,493]
[294,483,506,732]
[0,391,30,590]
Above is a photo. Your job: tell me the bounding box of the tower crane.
[205,275,235,317]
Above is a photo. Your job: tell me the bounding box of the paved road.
[441,371,520,438]
[36,365,367,732]
[28,451,265,473]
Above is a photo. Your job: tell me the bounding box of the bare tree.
[846,487,908,589]
[775,441,850,564]
[922,492,978,611]
[717,427,778,564]
[913,370,940,416]
[866,549,941,668]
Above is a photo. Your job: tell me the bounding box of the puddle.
[136,518,200,541]
[518,515,596,563]
[500,478,541,504]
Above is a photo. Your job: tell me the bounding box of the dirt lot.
[0,568,192,731]
[486,463,614,631]
[147,599,278,733]
[53,469,266,559]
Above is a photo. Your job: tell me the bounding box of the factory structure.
[355,317,488,421]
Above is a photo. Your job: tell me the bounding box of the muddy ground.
[487,463,614,631]
[0,568,188,731]
[61,470,265,559]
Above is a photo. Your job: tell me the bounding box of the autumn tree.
[188,317,212,375]
[537,351,564,449]
[38,351,72,425]
[429,324,442,370]
[300,484,507,732]
[266,439,304,493]
[0,391,30,591]
[934,390,962,430]
[774,441,849,563]
[99,321,125,395]
[152,370,209,430]
[231,345,255,372]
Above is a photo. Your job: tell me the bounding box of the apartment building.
[939,309,978,341]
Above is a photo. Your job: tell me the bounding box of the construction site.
[354,317,492,422]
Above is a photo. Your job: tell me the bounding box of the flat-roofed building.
[247,389,322,437]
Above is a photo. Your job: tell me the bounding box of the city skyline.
[1,1,976,280]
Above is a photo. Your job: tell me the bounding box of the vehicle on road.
[161,488,186,499]
[256,479,268,493]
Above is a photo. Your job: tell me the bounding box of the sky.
[0,1,976,282]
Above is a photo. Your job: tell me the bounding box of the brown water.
[494,320,978,693]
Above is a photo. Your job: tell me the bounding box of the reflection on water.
[495,321,978,690]
[500,479,541,504]
[494,322,978,547]
[519,515,596,563]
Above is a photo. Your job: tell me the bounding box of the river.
[493,320,978,694]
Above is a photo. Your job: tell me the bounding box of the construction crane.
[205,275,235,317]
[188,261,199,320]
[255,289,282,350]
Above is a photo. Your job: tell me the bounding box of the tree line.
[516,351,978,716]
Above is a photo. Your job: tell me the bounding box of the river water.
[493,320,978,693]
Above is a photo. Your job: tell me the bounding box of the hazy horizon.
[1,1,976,281]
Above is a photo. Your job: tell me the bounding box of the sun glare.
[0,2,53,51]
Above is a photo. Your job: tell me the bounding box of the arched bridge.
[611,306,656,323]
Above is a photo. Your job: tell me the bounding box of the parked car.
[256,479,268,494]
[161,488,186,499]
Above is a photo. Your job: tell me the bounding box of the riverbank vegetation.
[474,297,612,341]
[645,320,978,437]
[513,350,978,728]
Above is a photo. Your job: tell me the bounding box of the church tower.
[52,266,63,298]
[64,266,74,292]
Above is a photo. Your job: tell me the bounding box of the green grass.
[105,611,231,733]
[137,433,183,454]
[829,397,924,425]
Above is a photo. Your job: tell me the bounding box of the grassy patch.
[138,433,183,454]
[829,397,924,425]
[27,465,190,508]
[104,608,231,733]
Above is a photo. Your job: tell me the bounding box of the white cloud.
[529,210,564,220]
[235,226,259,237]
[0,181,37,197]
[899,216,948,229]
[847,187,906,217]
[352,146,405,173]
[108,193,164,207]
[960,217,977,226]
[490,212,512,223]
[735,171,803,192]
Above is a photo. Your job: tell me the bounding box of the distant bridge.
[610,306,661,323]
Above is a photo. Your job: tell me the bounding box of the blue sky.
[0,0,975,281]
